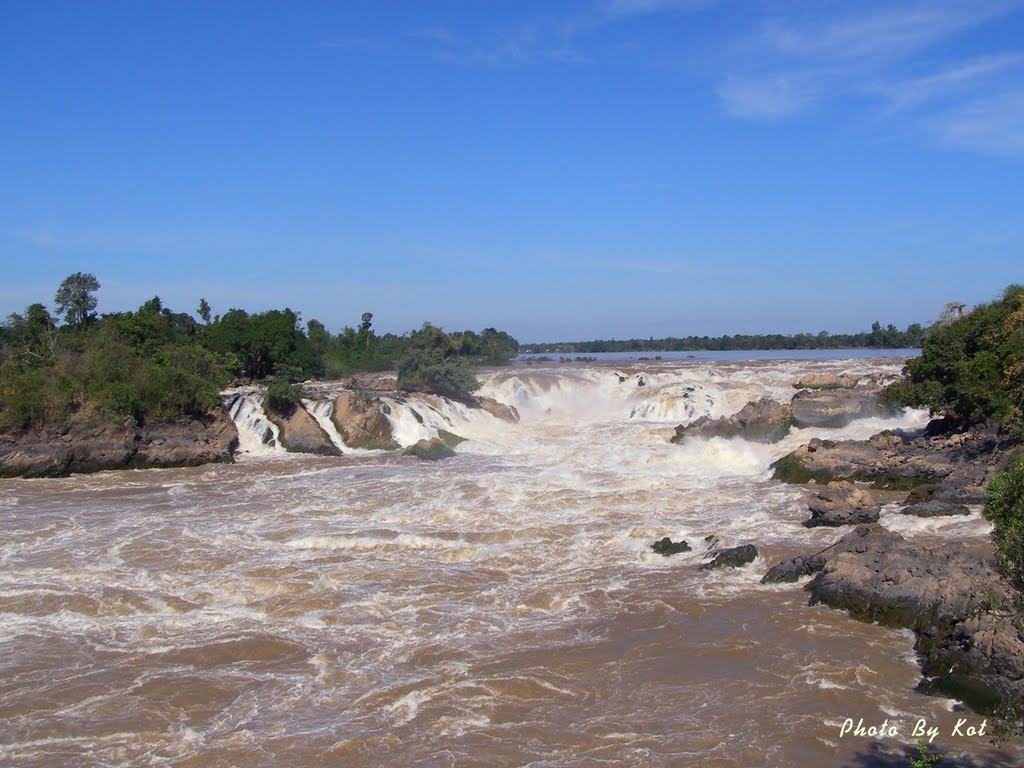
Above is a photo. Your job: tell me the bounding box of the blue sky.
[2,1,1022,342]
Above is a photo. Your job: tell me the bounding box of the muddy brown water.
[1,360,1019,766]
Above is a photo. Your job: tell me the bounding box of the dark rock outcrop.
[672,397,794,444]
[771,426,1002,499]
[806,526,1024,711]
[331,393,399,450]
[651,537,691,556]
[804,481,881,527]
[761,525,903,584]
[700,544,758,570]
[0,409,238,478]
[403,437,456,461]
[901,500,972,517]
[268,404,340,456]
[790,387,889,428]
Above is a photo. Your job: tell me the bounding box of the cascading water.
[1,357,1010,768]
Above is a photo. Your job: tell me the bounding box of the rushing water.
[0,358,1017,767]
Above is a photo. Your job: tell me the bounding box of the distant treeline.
[522,321,927,354]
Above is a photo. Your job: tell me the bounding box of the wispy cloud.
[930,90,1024,155]
[870,52,1024,112]
[599,0,716,19]
[717,74,815,118]
[711,1,1024,154]
[319,35,386,50]
[408,27,455,43]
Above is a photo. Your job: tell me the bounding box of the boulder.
[435,429,466,449]
[403,437,456,461]
[474,396,520,423]
[793,373,860,390]
[790,388,888,428]
[804,481,881,527]
[651,537,691,556]
[268,404,340,456]
[700,544,758,570]
[331,393,399,450]
[901,500,972,517]
[672,398,794,443]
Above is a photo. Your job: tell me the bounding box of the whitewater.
[0,356,1012,767]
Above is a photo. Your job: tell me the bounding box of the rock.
[761,525,901,584]
[901,500,971,517]
[474,396,520,423]
[651,537,691,556]
[804,481,881,527]
[331,393,399,450]
[793,373,860,390]
[790,388,889,428]
[806,526,1024,712]
[0,408,238,478]
[700,544,758,570]
[672,398,793,444]
[435,429,466,448]
[268,403,340,456]
[771,425,1003,494]
[761,555,826,584]
[403,437,456,461]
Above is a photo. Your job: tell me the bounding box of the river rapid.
[0,358,1015,767]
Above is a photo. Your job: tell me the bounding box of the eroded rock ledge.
[0,409,239,478]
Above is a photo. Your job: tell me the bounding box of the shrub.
[985,457,1024,593]
[265,378,303,417]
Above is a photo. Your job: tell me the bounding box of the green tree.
[54,272,100,327]
[197,298,212,324]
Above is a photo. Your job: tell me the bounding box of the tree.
[361,312,373,349]
[197,298,212,324]
[54,272,100,327]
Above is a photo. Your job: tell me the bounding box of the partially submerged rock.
[901,500,972,517]
[804,481,881,527]
[268,403,340,456]
[651,537,691,556]
[672,397,793,443]
[403,437,456,461]
[700,544,758,570]
[475,396,520,423]
[761,525,902,584]
[331,393,399,450]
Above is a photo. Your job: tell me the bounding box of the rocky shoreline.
[671,371,1024,717]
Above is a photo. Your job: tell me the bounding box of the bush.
[265,378,303,417]
[397,351,480,402]
[985,457,1024,593]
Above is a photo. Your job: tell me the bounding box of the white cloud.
[717,75,814,118]
[871,52,1024,111]
[931,90,1024,155]
[600,0,716,19]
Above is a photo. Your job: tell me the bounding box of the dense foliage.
[985,457,1024,594]
[0,274,519,431]
[396,323,482,402]
[885,285,1024,430]
[522,322,927,354]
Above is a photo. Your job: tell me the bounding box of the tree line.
[0,273,519,431]
[522,322,927,354]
